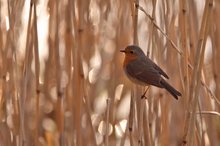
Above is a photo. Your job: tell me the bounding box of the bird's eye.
[130,50,134,54]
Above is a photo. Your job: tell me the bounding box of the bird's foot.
[141,86,150,99]
[141,94,147,99]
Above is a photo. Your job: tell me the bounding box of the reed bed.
[0,0,219,146]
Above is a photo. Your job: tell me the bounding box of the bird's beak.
[120,49,126,53]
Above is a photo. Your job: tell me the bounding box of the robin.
[120,45,181,100]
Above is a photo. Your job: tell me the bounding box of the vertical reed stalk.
[183,0,213,145]
[105,98,111,146]
[33,1,40,145]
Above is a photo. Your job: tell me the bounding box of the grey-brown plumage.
[121,45,181,100]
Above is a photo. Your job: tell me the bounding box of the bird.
[120,45,181,100]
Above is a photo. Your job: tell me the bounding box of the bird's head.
[120,45,145,59]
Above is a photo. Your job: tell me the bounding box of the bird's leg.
[141,86,150,99]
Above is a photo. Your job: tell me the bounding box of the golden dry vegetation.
[0,0,220,146]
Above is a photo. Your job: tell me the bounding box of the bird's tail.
[160,79,181,100]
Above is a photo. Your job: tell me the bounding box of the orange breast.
[123,54,138,68]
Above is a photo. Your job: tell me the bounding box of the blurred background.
[0,0,220,146]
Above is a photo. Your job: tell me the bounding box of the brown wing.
[145,57,169,79]
[125,58,163,87]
